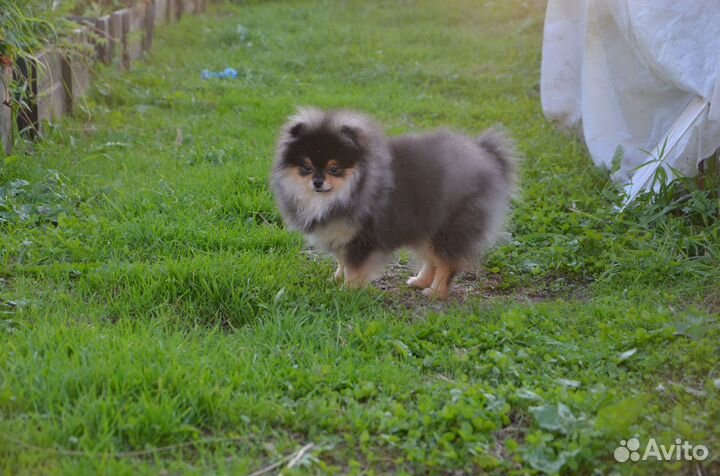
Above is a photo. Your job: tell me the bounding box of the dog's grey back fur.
[375,128,517,262]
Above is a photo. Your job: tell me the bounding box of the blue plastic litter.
[201,67,238,80]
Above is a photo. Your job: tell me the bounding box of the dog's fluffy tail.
[477,127,519,188]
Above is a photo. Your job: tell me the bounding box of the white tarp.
[541,0,720,201]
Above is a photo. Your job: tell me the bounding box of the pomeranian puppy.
[270,108,518,299]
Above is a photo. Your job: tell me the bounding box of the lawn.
[1,0,719,474]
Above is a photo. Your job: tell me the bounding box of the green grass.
[1,0,719,474]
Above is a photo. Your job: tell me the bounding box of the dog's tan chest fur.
[307,219,359,254]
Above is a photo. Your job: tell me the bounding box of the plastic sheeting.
[541,0,720,201]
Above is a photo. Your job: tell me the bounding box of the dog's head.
[271,108,391,230]
[276,108,368,196]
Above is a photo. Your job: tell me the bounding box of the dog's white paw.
[407,276,427,288]
[421,287,436,298]
[422,287,450,299]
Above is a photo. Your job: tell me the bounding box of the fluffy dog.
[270,108,518,298]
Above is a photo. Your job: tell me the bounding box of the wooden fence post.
[126,5,148,63]
[110,9,129,70]
[37,50,69,131]
[168,0,182,23]
[155,0,168,24]
[144,1,156,52]
[1,62,12,154]
[180,0,196,17]
[62,28,91,113]
[95,15,113,65]
[174,0,182,23]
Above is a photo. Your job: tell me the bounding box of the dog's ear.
[339,125,361,148]
[286,121,306,140]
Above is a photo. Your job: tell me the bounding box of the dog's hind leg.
[421,259,457,299]
[407,262,435,288]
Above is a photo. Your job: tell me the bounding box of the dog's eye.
[300,164,312,174]
[327,166,340,175]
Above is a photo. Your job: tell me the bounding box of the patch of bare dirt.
[375,260,589,314]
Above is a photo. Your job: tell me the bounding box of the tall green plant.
[0,0,58,62]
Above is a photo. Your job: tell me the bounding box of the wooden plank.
[63,28,92,112]
[127,6,145,63]
[181,0,196,16]
[144,2,155,52]
[167,0,182,23]
[154,0,167,24]
[110,9,129,70]
[1,63,12,155]
[176,0,184,21]
[95,15,113,65]
[37,49,69,129]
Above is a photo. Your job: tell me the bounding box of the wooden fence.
[0,0,208,155]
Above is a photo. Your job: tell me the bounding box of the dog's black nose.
[313,178,324,189]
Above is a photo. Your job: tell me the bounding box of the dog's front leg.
[344,260,374,288]
[343,252,386,288]
[333,258,345,282]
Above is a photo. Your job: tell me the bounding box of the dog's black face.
[280,125,364,194]
[271,108,389,234]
